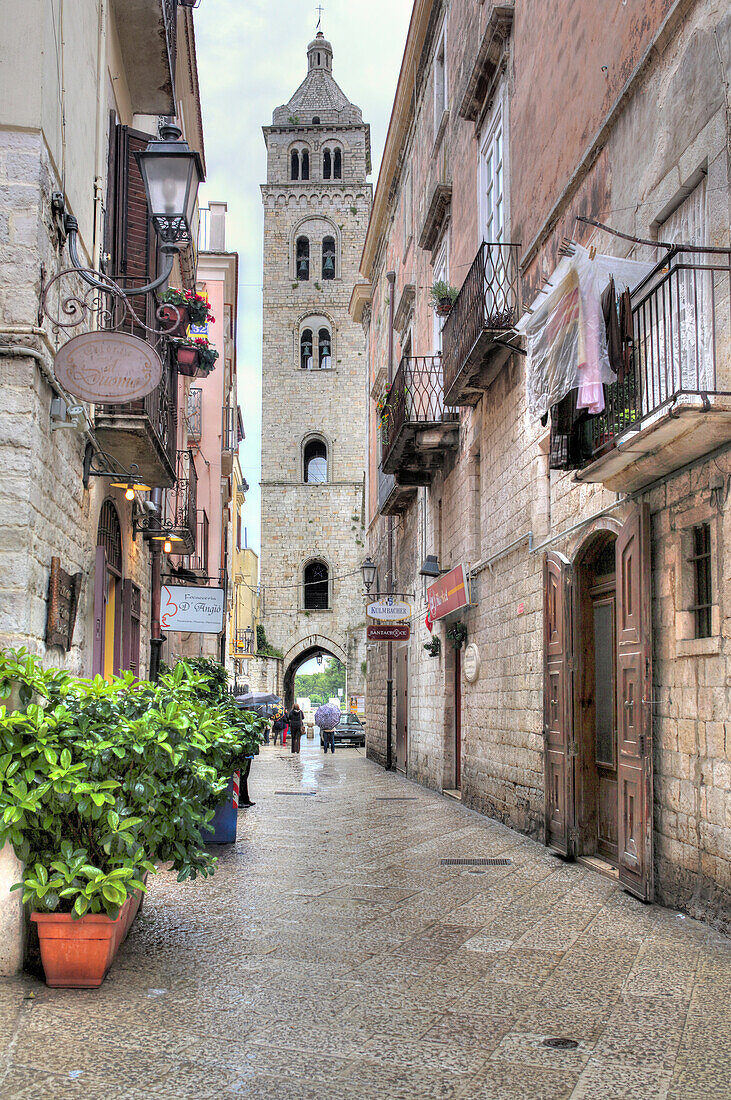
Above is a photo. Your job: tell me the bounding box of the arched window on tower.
[323,148,331,180]
[312,116,320,125]
[301,150,310,180]
[333,148,342,179]
[303,439,327,484]
[322,237,335,280]
[300,328,313,369]
[296,236,310,281]
[303,559,329,609]
[290,150,299,181]
[318,327,332,368]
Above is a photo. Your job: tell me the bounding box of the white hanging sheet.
[518,244,653,420]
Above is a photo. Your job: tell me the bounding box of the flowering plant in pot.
[0,649,266,987]
[430,280,458,316]
[159,287,215,334]
[173,337,219,377]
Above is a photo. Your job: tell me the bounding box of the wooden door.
[544,552,576,857]
[616,503,654,901]
[454,646,462,788]
[92,546,107,679]
[395,646,408,773]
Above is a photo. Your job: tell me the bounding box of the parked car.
[333,713,365,747]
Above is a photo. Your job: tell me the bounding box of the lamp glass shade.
[110,480,152,492]
[151,532,184,542]
[163,539,172,554]
[361,556,377,589]
[136,137,203,244]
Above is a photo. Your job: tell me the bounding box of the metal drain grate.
[440,857,512,866]
[376,797,418,801]
[542,1037,579,1050]
[274,791,317,796]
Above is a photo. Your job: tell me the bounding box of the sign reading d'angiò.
[160,585,225,634]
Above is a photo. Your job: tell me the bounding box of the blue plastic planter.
[201,771,240,844]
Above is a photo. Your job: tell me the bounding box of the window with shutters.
[303,559,329,609]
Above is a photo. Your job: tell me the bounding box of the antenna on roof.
[316,4,324,32]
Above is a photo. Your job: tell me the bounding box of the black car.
[333,713,365,747]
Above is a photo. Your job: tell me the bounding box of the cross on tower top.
[316,5,324,31]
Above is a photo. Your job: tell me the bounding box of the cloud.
[194,0,412,554]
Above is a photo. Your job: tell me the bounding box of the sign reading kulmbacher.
[366,597,412,621]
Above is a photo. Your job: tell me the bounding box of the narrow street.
[1,740,728,1100]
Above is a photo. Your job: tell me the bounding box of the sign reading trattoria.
[160,585,225,634]
[426,564,470,621]
[366,597,412,621]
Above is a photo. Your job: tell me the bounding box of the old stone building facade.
[356,0,730,926]
[258,32,371,705]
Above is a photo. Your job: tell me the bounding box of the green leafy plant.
[174,336,219,373]
[424,636,441,657]
[446,622,468,649]
[0,650,266,920]
[159,288,214,326]
[255,625,283,659]
[430,281,458,314]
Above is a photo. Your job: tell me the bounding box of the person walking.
[288,703,304,754]
[323,724,336,754]
[271,708,286,746]
[282,711,289,747]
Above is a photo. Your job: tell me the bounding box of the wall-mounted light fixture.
[419,555,447,578]
[361,555,377,592]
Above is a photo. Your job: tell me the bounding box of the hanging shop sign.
[160,585,225,634]
[463,643,480,683]
[366,623,411,641]
[427,564,470,621]
[54,332,163,404]
[45,557,82,650]
[366,597,412,621]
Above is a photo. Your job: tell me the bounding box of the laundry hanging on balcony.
[519,244,652,420]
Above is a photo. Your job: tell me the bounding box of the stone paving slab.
[0,740,729,1099]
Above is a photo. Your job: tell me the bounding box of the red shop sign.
[427,564,470,621]
[366,624,411,641]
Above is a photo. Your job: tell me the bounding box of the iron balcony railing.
[381,355,458,473]
[442,240,521,400]
[222,405,241,453]
[165,449,198,553]
[186,386,202,442]
[187,510,209,574]
[587,246,731,457]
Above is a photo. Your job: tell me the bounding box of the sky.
[194,0,414,555]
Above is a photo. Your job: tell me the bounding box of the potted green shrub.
[446,621,468,649]
[430,280,458,316]
[159,287,215,335]
[173,336,219,378]
[0,650,266,987]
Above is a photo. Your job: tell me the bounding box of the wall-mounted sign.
[427,564,470,621]
[349,695,365,715]
[366,597,412,621]
[367,623,411,641]
[54,332,163,404]
[46,557,82,650]
[161,585,225,634]
[463,643,480,683]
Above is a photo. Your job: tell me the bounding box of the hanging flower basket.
[176,343,200,376]
[160,287,215,328]
[159,304,191,338]
[430,281,458,316]
[435,297,454,316]
[446,621,468,650]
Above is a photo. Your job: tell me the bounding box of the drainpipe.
[149,488,163,681]
[92,0,108,274]
[385,270,396,771]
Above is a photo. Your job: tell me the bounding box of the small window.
[301,150,310,180]
[333,148,342,179]
[304,440,327,484]
[296,236,310,280]
[312,116,320,125]
[300,328,313,369]
[322,236,335,280]
[304,559,329,609]
[291,150,300,181]
[690,522,712,638]
[323,148,331,180]
[434,26,447,133]
[318,327,331,368]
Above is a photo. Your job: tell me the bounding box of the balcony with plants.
[380,356,459,486]
[441,240,521,406]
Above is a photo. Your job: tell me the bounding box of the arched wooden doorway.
[92,500,141,680]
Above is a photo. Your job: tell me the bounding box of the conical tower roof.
[272,32,363,126]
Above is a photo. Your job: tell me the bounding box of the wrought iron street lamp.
[361,556,377,592]
[242,626,255,655]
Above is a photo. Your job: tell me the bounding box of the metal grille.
[187,510,208,573]
[186,387,202,441]
[274,791,317,796]
[381,355,458,467]
[440,858,512,866]
[690,522,712,638]
[222,406,238,453]
[376,797,418,801]
[97,500,122,576]
[589,247,731,458]
[442,241,520,399]
[304,560,329,610]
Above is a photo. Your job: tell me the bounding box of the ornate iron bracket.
[82,442,143,489]
[40,264,184,339]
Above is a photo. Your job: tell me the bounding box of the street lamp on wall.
[242,626,255,655]
[361,556,377,592]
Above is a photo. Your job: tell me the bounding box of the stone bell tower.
[258,31,371,705]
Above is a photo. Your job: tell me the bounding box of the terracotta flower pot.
[160,304,190,338]
[176,344,200,377]
[436,298,454,316]
[32,878,147,988]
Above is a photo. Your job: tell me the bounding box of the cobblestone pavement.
[1,739,729,1099]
